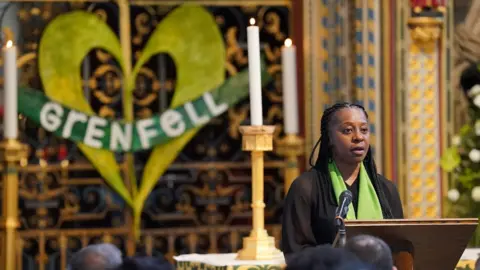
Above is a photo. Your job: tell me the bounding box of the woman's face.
[329,107,370,165]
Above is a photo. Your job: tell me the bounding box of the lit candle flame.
[249,18,256,25]
[5,40,13,48]
[284,38,292,47]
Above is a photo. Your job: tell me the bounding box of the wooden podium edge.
[345,218,479,227]
[344,218,479,270]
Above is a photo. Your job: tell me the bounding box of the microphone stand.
[332,216,347,248]
[332,190,351,249]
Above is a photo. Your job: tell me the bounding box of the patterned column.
[302,0,323,157]
[320,0,351,110]
[404,2,444,218]
[303,0,352,157]
[303,0,382,163]
[354,0,382,168]
[319,0,331,111]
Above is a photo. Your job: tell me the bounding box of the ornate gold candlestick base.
[275,134,304,195]
[236,126,282,260]
[0,139,28,270]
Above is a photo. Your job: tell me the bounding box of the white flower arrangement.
[447,189,460,202]
[442,66,480,247]
[452,135,462,146]
[468,84,480,97]
[472,186,480,202]
[474,95,480,109]
[469,149,480,163]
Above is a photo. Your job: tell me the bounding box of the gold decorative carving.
[407,17,443,52]
[275,134,304,194]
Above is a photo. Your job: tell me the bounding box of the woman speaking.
[281,103,404,254]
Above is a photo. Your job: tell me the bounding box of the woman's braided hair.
[308,102,394,218]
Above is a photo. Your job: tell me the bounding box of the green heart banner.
[19,66,270,152]
[33,4,271,238]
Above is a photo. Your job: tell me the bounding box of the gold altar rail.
[15,225,282,270]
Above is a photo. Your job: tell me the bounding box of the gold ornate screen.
[0,1,293,269]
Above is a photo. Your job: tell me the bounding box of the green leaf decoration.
[457,171,480,189]
[38,11,133,206]
[460,124,473,136]
[37,5,270,238]
[440,147,461,172]
[131,5,226,233]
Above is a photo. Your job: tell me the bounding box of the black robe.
[281,169,404,255]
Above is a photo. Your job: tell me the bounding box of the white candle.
[3,40,17,139]
[247,18,263,126]
[282,38,299,134]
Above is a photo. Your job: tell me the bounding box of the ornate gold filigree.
[225,27,248,76]
[133,13,153,46]
[228,105,249,139]
[5,3,292,268]
[257,9,285,41]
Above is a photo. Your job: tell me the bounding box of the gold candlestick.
[236,125,282,260]
[275,134,304,195]
[0,139,28,270]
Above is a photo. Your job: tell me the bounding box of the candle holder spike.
[0,139,29,270]
[236,125,282,260]
[275,134,304,195]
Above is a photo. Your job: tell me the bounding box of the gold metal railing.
[1,151,287,269]
[15,225,282,270]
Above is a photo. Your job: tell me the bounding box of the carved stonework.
[407,17,443,52]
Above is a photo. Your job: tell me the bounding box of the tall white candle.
[3,40,17,139]
[282,38,299,134]
[247,18,263,126]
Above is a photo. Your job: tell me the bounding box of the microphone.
[332,190,352,248]
[334,190,353,227]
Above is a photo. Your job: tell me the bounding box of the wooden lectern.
[345,218,479,270]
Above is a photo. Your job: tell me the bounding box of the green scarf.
[328,161,383,220]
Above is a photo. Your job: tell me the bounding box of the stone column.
[403,0,445,218]
[353,0,382,170]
